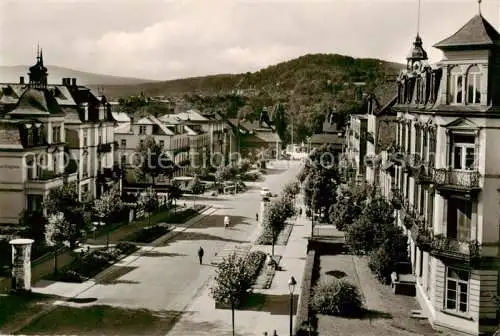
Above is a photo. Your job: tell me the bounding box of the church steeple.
[28,46,48,89]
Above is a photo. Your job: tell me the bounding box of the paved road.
[23,161,301,335]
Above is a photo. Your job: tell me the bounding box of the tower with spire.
[28,45,48,89]
[406,0,427,71]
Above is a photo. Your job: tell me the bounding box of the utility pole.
[291,117,294,146]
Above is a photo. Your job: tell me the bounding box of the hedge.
[294,250,319,336]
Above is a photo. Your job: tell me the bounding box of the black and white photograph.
[0,0,499,335]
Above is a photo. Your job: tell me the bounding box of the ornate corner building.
[390,13,500,335]
[0,51,119,230]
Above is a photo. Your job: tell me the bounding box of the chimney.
[72,78,77,86]
[62,78,66,85]
[19,76,24,85]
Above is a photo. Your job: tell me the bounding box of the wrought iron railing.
[409,217,432,252]
[432,168,480,189]
[430,234,480,262]
[97,143,113,153]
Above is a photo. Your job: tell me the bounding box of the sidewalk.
[166,206,311,336]
[2,206,215,335]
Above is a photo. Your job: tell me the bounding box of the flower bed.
[124,225,170,243]
[48,242,138,283]
[255,223,293,245]
[254,255,282,289]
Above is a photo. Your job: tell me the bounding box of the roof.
[8,88,63,116]
[244,131,281,144]
[136,117,154,125]
[309,133,343,145]
[184,125,198,136]
[376,118,397,153]
[159,114,181,125]
[149,115,174,136]
[112,112,130,123]
[434,14,500,49]
[176,109,208,122]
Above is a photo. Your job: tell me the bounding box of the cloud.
[1,0,499,80]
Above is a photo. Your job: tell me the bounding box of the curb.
[6,206,216,335]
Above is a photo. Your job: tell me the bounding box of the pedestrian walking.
[256,212,259,221]
[197,246,204,265]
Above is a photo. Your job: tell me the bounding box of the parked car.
[390,261,416,296]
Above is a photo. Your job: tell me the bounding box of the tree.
[93,186,123,248]
[44,183,89,249]
[345,197,396,254]
[168,181,182,209]
[19,210,48,247]
[273,103,289,144]
[283,181,300,199]
[264,195,295,256]
[136,136,176,190]
[45,212,77,273]
[138,189,158,226]
[210,253,256,307]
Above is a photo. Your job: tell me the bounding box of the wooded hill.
[103,53,404,143]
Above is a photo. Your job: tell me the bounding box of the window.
[120,139,126,149]
[451,134,475,170]
[27,195,43,213]
[449,66,464,104]
[447,197,472,241]
[98,135,102,145]
[27,130,33,146]
[82,155,88,178]
[121,155,127,165]
[53,127,60,143]
[139,140,144,147]
[446,268,469,313]
[159,140,164,147]
[423,130,428,161]
[466,66,481,104]
[83,130,88,147]
[139,126,147,135]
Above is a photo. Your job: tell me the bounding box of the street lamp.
[288,275,297,336]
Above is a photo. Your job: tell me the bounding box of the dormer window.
[449,66,464,104]
[139,126,147,135]
[466,65,481,105]
[27,130,34,146]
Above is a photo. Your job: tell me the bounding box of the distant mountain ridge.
[97,53,405,99]
[0,65,155,86]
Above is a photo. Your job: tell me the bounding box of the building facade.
[0,52,118,228]
[389,14,500,335]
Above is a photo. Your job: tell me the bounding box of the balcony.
[414,165,434,185]
[430,234,480,264]
[26,169,77,190]
[409,219,432,252]
[432,168,481,195]
[97,143,113,153]
[97,166,122,185]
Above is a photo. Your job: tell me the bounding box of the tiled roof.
[372,81,398,116]
[434,15,500,49]
[310,133,343,145]
[149,115,174,136]
[114,123,132,134]
[176,109,208,122]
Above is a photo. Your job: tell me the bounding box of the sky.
[0,0,499,81]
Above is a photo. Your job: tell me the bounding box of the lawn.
[18,304,184,336]
[0,292,56,333]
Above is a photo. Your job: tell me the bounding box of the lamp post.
[288,275,297,336]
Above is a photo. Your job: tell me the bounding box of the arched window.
[449,66,463,104]
[466,65,482,104]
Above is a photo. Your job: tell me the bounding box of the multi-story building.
[390,13,500,335]
[343,81,397,185]
[0,51,117,228]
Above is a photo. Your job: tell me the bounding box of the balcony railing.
[432,168,480,190]
[29,169,63,181]
[97,143,113,153]
[430,234,480,263]
[409,218,432,252]
[414,164,434,185]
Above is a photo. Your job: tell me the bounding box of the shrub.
[295,251,317,336]
[311,279,363,317]
[368,247,393,284]
[243,251,266,280]
[210,251,266,307]
[128,225,170,243]
[115,242,137,255]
